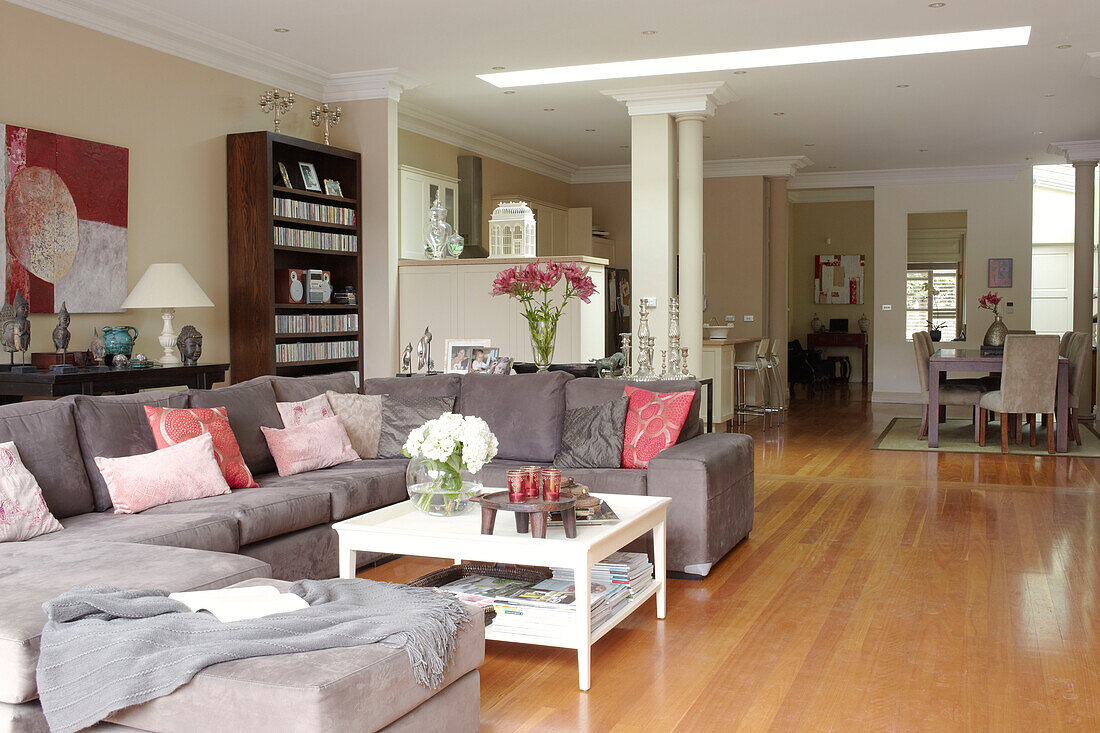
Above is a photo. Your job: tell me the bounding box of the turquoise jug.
[101,326,138,358]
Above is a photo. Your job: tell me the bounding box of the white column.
[603,83,735,371]
[676,113,705,376]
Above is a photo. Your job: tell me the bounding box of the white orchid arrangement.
[403,413,499,499]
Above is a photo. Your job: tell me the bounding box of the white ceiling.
[15,0,1100,172]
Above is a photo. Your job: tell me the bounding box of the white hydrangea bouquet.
[403,413,499,516]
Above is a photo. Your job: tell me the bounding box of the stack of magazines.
[439,575,630,637]
[552,551,654,601]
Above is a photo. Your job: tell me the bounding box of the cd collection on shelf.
[273,198,356,226]
[274,226,357,253]
[274,313,359,335]
[275,339,359,364]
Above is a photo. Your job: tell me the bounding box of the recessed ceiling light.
[491,66,506,71]
[1024,156,1032,161]
[804,143,815,147]
[733,70,747,75]
[1033,130,1044,135]
[919,148,929,152]
[273,27,290,33]
[896,83,910,88]
[773,112,785,116]
[731,154,743,158]
[503,90,516,94]
[642,30,657,35]
[703,135,711,139]
[1042,93,1055,98]
[1056,43,1072,49]
[928,2,946,7]
[619,145,630,148]
[478,26,1031,87]
[584,128,596,132]
[543,108,555,112]
[827,165,837,169]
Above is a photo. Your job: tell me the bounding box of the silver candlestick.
[678,347,696,380]
[620,333,633,375]
[259,89,295,132]
[310,103,342,145]
[667,296,681,378]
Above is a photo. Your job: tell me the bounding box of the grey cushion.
[142,486,331,545]
[565,378,703,443]
[237,524,340,581]
[28,511,239,554]
[362,374,461,398]
[104,578,485,733]
[189,380,282,476]
[377,396,455,459]
[553,397,628,468]
[271,372,358,402]
[458,371,573,462]
[254,458,409,521]
[0,541,270,705]
[0,400,94,518]
[70,391,190,512]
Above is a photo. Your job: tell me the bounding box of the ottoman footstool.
[97,580,485,733]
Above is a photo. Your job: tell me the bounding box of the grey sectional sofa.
[0,369,753,733]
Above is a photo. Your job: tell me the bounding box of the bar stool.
[764,339,787,417]
[734,338,781,428]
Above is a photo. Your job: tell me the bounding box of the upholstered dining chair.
[912,332,987,441]
[1066,331,1090,446]
[1059,331,1074,356]
[978,335,1059,453]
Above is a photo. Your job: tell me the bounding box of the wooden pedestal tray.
[477,491,578,539]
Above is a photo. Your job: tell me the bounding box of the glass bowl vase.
[406,456,481,517]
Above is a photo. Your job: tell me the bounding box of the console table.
[806,332,868,384]
[0,363,229,404]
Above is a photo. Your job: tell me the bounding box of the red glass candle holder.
[522,466,542,499]
[542,468,562,501]
[506,470,526,502]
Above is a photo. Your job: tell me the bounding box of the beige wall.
[768,179,790,387]
[0,3,322,374]
[397,128,572,236]
[702,176,767,338]
[570,181,631,267]
[872,172,1033,400]
[789,199,875,381]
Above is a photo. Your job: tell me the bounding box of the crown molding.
[1033,165,1077,192]
[602,81,737,117]
[570,155,811,184]
[788,187,874,203]
[7,0,423,102]
[397,104,578,183]
[1047,140,1100,163]
[788,163,1029,188]
[1087,52,1100,78]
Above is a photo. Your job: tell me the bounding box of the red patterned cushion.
[621,386,695,469]
[144,406,258,488]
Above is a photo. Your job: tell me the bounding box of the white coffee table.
[333,492,670,691]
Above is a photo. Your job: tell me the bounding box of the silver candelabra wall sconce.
[311,104,342,145]
[259,88,295,132]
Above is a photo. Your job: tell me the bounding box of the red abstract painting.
[2,124,128,313]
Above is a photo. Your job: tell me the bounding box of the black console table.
[0,363,229,404]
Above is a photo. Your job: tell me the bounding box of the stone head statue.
[176,325,203,366]
[11,292,29,355]
[53,302,72,354]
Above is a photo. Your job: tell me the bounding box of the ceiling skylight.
[478,26,1031,87]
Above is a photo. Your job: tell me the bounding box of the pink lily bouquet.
[491,261,597,370]
[977,291,1002,317]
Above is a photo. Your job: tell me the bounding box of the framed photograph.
[988,258,1013,288]
[469,347,500,373]
[323,179,343,197]
[277,162,293,188]
[444,339,491,373]
[298,162,321,192]
[487,356,514,375]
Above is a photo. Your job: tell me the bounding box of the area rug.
[871,417,1100,456]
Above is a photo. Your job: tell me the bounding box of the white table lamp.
[121,263,214,366]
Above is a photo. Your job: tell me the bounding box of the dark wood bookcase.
[227,132,363,383]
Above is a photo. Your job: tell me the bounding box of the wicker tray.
[408,562,553,625]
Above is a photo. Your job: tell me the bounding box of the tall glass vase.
[406,455,479,516]
[528,312,559,371]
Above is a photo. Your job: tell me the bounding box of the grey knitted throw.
[36,579,470,733]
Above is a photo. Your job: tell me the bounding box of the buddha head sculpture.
[176,325,203,366]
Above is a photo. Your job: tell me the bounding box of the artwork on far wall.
[988,257,1013,288]
[814,254,865,305]
[1,124,128,313]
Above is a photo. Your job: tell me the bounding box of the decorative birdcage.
[488,201,537,258]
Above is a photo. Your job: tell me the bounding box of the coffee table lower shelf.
[333,492,670,691]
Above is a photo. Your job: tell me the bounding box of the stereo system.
[276,269,332,304]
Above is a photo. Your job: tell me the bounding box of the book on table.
[548,500,620,526]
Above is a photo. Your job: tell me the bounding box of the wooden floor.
[361,386,1100,731]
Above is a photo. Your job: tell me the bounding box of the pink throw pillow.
[621,386,696,469]
[94,433,232,514]
[144,406,258,488]
[261,416,359,477]
[0,441,64,542]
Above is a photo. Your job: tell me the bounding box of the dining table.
[928,348,1070,452]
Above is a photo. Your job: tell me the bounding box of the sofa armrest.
[645,433,754,576]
